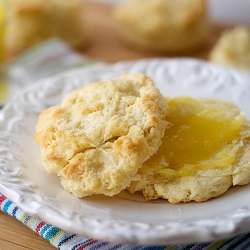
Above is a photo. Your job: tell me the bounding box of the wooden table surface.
[0,1,230,249]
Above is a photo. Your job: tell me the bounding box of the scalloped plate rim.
[1,58,250,245]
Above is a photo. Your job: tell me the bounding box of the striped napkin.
[1,39,250,250]
[1,193,250,249]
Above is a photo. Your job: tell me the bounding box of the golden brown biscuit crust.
[34,73,169,197]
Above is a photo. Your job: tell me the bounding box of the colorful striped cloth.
[1,193,250,250]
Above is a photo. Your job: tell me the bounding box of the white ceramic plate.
[1,58,250,245]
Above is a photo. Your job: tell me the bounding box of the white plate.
[1,58,250,245]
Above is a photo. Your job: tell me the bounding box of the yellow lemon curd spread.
[143,96,245,177]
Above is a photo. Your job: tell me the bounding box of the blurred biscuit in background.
[4,0,88,59]
[209,26,250,71]
[114,0,209,54]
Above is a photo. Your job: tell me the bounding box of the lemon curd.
[143,96,245,177]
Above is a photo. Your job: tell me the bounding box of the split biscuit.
[34,73,169,197]
[127,97,250,203]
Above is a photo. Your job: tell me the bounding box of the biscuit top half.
[34,73,169,197]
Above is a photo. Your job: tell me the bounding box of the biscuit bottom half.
[127,96,250,203]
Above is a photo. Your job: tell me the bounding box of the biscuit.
[127,97,250,203]
[34,73,170,197]
[4,0,87,58]
[114,0,209,53]
[209,26,250,71]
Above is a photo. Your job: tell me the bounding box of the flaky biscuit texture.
[127,98,250,203]
[34,73,169,197]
